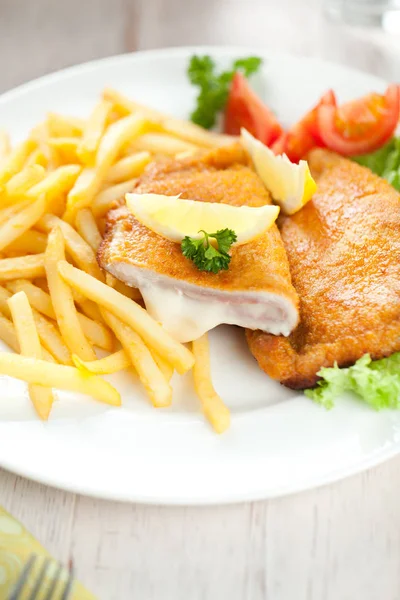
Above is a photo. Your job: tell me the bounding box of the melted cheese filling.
[108,263,298,343]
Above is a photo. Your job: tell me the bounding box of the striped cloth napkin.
[0,505,96,599]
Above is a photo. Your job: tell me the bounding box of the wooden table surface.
[1,1,400,599]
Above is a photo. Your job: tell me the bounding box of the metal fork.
[9,554,74,600]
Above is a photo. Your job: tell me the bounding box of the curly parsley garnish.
[181,229,237,274]
[187,55,262,129]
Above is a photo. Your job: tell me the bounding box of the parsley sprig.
[181,229,237,274]
[187,55,262,129]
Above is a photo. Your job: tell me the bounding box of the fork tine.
[42,561,63,600]
[9,554,36,600]
[27,557,51,600]
[60,566,75,600]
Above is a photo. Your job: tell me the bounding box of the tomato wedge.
[224,72,283,146]
[317,84,400,156]
[270,132,288,155]
[283,90,336,161]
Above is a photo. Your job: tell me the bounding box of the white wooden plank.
[70,497,258,600]
[267,457,400,600]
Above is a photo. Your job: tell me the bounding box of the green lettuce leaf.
[306,353,400,410]
[354,137,400,191]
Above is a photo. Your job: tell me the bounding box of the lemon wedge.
[125,193,280,244]
[241,128,317,215]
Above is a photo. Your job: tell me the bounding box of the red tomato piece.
[270,132,288,155]
[283,90,336,162]
[224,73,283,146]
[317,84,399,156]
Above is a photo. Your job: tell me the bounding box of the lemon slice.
[241,128,317,215]
[125,193,280,244]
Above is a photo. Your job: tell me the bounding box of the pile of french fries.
[0,88,231,433]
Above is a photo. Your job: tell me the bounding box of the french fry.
[105,273,142,302]
[102,88,158,118]
[106,151,151,184]
[93,113,146,166]
[0,353,121,406]
[64,114,145,222]
[72,295,105,323]
[0,284,13,317]
[58,260,194,374]
[72,349,130,375]
[63,168,97,221]
[46,113,84,137]
[75,208,103,251]
[48,137,80,164]
[162,119,235,149]
[30,277,95,323]
[28,121,49,144]
[175,150,196,160]
[102,309,171,407]
[6,279,55,319]
[5,278,112,349]
[32,310,71,365]
[77,99,113,165]
[192,334,230,434]
[152,351,174,382]
[0,130,11,162]
[0,287,60,362]
[5,164,46,198]
[0,200,30,225]
[28,122,59,169]
[45,227,95,361]
[8,291,54,420]
[0,140,37,185]
[0,195,47,252]
[37,214,103,280]
[103,87,233,148]
[92,178,137,218]
[129,133,198,157]
[0,254,45,281]
[5,230,48,255]
[25,148,48,168]
[55,271,101,319]
[26,165,81,216]
[33,277,49,294]
[41,348,57,363]
[0,312,19,351]
[76,312,113,351]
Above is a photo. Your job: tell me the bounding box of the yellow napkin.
[0,505,96,599]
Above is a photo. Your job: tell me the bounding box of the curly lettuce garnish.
[306,353,400,410]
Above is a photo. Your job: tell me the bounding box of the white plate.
[0,47,399,505]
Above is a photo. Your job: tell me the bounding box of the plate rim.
[0,44,386,108]
[1,438,399,505]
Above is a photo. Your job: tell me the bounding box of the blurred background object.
[0,0,399,93]
[324,0,400,30]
